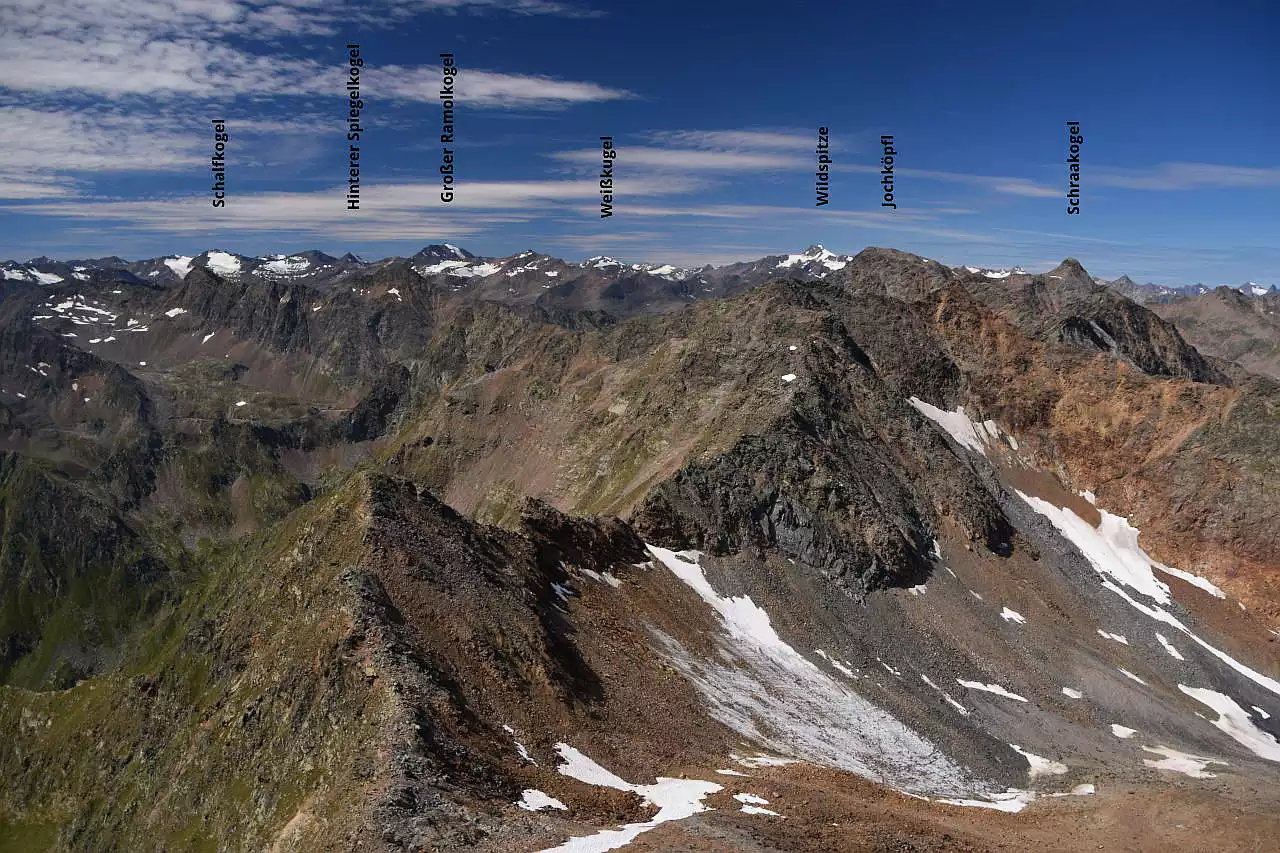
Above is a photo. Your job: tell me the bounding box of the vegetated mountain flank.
[1,242,1279,852]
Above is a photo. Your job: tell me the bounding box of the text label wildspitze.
[816,127,830,206]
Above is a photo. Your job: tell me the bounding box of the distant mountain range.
[4,244,1272,309]
[1093,274,1278,304]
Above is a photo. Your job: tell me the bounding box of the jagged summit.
[413,243,475,262]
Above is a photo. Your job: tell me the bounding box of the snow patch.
[1000,607,1026,625]
[1110,724,1138,739]
[1010,745,1068,778]
[1142,746,1223,778]
[518,789,567,811]
[258,256,311,277]
[1177,685,1280,761]
[164,256,193,277]
[935,790,1036,813]
[1019,492,1225,604]
[1117,668,1148,686]
[1156,633,1185,661]
[164,307,188,317]
[1097,629,1129,645]
[540,743,721,853]
[957,680,1028,703]
[907,397,1001,456]
[780,373,797,383]
[920,674,969,715]
[204,251,242,276]
[739,804,781,816]
[648,544,983,797]
[814,649,856,678]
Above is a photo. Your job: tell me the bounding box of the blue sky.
[1,0,1278,284]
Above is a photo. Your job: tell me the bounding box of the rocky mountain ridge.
[1,242,1278,852]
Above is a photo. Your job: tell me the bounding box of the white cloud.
[0,0,613,102]
[4,176,700,240]
[378,67,634,108]
[0,107,204,173]
[836,164,1058,198]
[1092,162,1280,190]
[550,147,804,170]
[646,130,816,151]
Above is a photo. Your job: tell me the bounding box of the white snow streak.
[907,397,1001,456]
[1178,685,1280,762]
[539,743,720,853]
[1142,746,1223,778]
[1016,493,1280,701]
[1156,633,1186,661]
[1000,607,1026,625]
[1010,745,1068,778]
[957,680,1028,703]
[518,789,567,811]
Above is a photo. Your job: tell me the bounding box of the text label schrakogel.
[880,135,896,209]
[815,127,830,206]
[440,54,457,203]
[600,136,615,218]
[1066,121,1082,214]
[346,44,363,211]
[211,120,227,207]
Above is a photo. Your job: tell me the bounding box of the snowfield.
[536,742,721,853]
[647,545,1000,800]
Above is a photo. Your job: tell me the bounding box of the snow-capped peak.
[1241,282,1272,297]
[776,245,848,272]
[583,256,622,269]
[163,256,194,278]
[965,265,1027,280]
[201,251,243,277]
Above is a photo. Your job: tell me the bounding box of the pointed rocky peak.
[1042,258,1098,291]
[413,244,474,262]
[341,252,365,264]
